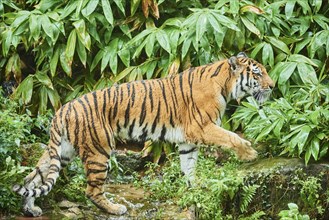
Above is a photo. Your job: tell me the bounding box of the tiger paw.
[23,205,43,217]
[109,203,127,215]
[236,139,258,161]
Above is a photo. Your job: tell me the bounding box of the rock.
[226,157,329,219]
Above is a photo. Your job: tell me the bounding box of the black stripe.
[179,73,187,106]
[139,82,147,126]
[151,101,161,133]
[148,82,154,111]
[179,147,197,154]
[139,124,148,141]
[128,119,136,137]
[157,80,169,112]
[131,83,136,107]
[72,105,80,147]
[159,125,167,141]
[240,72,247,92]
[210,63,224,78]
[87,168,108,176]
[124,102,131,127]
[199,66,207,81]
[112,86,119,118]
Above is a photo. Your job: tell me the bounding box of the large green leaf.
[102,0,113,25]
[196,13,208,43]
[73,19,91,51]
[266,36,291,54]
[15,75,34,104]
[65,29,77,63]
[155,29,171,53]
[82,0,99,17]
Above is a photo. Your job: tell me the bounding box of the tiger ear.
[237,52,248,58]
[228,56,239,71]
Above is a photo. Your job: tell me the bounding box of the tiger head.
[228,52,274,104]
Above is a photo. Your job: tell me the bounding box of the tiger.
[13,52,274,216]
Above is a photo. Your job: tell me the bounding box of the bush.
[0,88,50,214]
[232,81,329,164]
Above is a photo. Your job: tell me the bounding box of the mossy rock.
[226,157,329,219]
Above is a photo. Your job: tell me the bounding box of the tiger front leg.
[178,143,198,186]
[84,156,127,215]
[200,124,257,161]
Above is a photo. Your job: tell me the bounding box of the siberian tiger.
[13,52,274,216]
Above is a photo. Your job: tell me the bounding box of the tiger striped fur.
[13,52,274,216]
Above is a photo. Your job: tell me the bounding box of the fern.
[240,184,259,213]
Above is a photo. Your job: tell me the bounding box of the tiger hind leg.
[84,155,127,215]
[178,143,198,186]
[21,150,51,216]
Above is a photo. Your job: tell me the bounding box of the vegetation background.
[0,0,328,218]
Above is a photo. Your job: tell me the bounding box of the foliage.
[232,80,329,164]
[139,152,261,219]
[0,156,30,214]
[0,89,50,215]
[278,203,310,220]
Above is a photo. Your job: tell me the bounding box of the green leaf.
[15,75,34,104]
[278,62,297,94]
[2,29,13,56]
[60,0,77,19]
[35,71,53,89]
[91,50,104,72]
[76,36,87,67]
[266,36,290,54]
[211,11,240,31]
[29,14,41,41]
[113,67,134,82]
[196,13,208,42]
[297,125,311,156]
[285,0,296,20]
[82,0,99,17]
[47,88,61,110]
[241,16,260,36]
[145,33,155,57]
[108,38,119,74]
[262,43,274,67]
[251,42,265,58]
[102,0,113,25]
[60,47,72,77]
[50,47,60,77]
[118,48,131,67]
[230,0,239,14]
[41,14,55,42]
[288,54,317,66]
[65,29,77,63]
[155,29,171,53]
[73,19,91,51]
[39,86,48,114]
[208,13,222,33]
[131,0,141,16]
[294,37,311,54]
[310,137,320,161]
[113,0,125,15]
[296,63,318,85]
